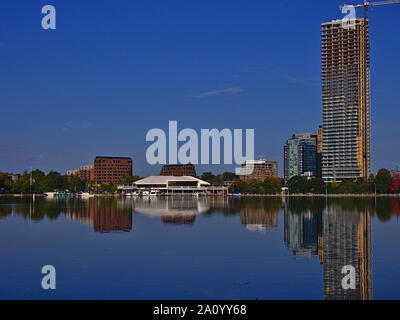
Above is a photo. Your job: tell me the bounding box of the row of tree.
[229,177,283,194]
[203,168,400,195]
[1,167,399,195]
[286,169,399,194]
[200,171,239,184]
[0,170,141,193]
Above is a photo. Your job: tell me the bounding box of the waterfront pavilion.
[118,176,210,195]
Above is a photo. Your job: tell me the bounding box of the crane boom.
[341,0,400,10]
[341,0,400,22]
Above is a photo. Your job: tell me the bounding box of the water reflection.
[322,205,372,300]
[284,202,320,257]
[127,196,210,225]
[283,198,372,299]
[0,196,399,299]
[65,199,133,233]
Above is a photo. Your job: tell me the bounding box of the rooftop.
[95,156,132,160]
[135,176,210,185]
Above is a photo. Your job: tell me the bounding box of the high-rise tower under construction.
[321,18,370,182]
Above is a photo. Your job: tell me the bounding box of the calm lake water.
[1,196,400,300]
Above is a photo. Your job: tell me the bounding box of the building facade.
[66,163,94,181]
[317,125,323,178]
[284,133,317,181]
[159,164,197,177]
[239,158,278,181]
[94,156,132,184]
[321,18,371,182]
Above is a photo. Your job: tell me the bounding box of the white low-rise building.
[118,176,210,195]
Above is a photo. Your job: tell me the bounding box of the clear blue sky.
[0,0,399,177]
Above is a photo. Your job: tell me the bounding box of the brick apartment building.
[94,156,133,184]
[159,164,197,177]
[66,164,95,181]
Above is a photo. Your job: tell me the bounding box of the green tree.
[327,181,340,194]
[375,168,392,194]
[215,172,238,184]
[263,177,282,194]
[355,179,373,194]
[287,176,310,194]
[13,171,30,193]
[40,171,67,192]
[68,175,86,192]
[201,172,216,184]
[246,179,262,194]
[31,169,45,192]
[309,178,326,194]
[0,172,13,193]
[100,183,116,193]
[119,174,142,184]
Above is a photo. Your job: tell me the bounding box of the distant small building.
[301,171,314,178]
[66,164,94,181]
[79,164,94,181]
[160,164,197,177]
[239,157,278,181]
[66,168,79,179]
[8,174,19,182]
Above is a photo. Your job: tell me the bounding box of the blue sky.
[0,0,399,176]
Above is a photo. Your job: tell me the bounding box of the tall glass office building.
[321,18,371,182]
[284,132,317,181]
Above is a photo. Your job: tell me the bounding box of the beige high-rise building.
[321,18,371,182]
[240,157,278,181]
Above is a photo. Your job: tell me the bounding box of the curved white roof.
[134,176,210,185]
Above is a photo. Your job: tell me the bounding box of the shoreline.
[1,193,399,198]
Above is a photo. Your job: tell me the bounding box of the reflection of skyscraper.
[322,206,372,300]
[239,206,278,233]
[65,199,132,233]
[93,206,132,232]
[284,204,319,257]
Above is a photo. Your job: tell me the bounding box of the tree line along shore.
[0,168,399,196]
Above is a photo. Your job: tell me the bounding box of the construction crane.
[338,1,399,177]
[340,0,400,20]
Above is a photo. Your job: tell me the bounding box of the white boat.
[78,192,94,198]
[44,191,72,198]
[44,192,56,198]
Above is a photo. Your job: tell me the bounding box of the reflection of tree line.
[2,196,400,299]
[0,197,133,232]
[284,198,373,300]
[1,196,399,225]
